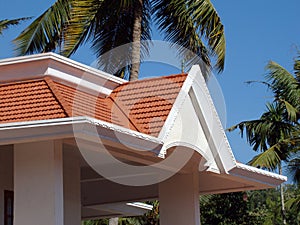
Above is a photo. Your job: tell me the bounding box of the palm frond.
[91,0,151,76]
[61,0,99,57]
[244,80,272,88]
[228,102,295,153]
[285,194,300,213]
[294,54,300,81]
[286,156,300,184]
[0,17,31,35]
[189,0,225,73]
[14,0,70,55]
[248,145,282,170]
[152,0,210,78]
[279,99,298,122]
[152,0,225,76]
[266,61,300,111]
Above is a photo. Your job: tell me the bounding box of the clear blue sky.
[0,0,299,166]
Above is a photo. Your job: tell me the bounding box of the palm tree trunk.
[129,0,143,81]
[279,163,287,225]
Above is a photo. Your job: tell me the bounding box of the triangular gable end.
[158,65,286,191]
[158,65,235,173]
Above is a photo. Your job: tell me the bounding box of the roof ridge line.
[113,73,188,89]
[44,76,73,117]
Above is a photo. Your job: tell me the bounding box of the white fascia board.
[74,117,163,153]
[0,117,163,153]
[0,117,76,144]
[0,53,126,96]
[229,162,287,187]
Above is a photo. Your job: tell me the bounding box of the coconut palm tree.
[14,0,225,80]
[228,56,300,225]
[0,17,30,35]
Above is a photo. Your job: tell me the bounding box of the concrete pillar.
[63,148,81,225]
[14,141,64,225]
[159,172,200,225]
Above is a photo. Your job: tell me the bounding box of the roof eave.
[0,117,163,153]
[229,162,287,188]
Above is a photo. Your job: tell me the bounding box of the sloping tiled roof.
[0,79,67,123]
[111,75,187,136]
[0,74,187,137]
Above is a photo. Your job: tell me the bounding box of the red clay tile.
[0,74,187,137]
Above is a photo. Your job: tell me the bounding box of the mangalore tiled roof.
[0,74,187,137]
[111,74,187,136]
[0,79,67,123]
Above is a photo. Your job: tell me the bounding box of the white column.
[63,148,81,225]
[14,141,64,225]
[159,172,200,225]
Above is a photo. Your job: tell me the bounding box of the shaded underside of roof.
[0,74,187,137]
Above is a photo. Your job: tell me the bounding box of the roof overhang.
[0,116,162,153]
[0,117,286,192]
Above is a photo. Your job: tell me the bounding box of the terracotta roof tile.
[0,74,187,137]
[0,79,67,123]
[110,74,187,136]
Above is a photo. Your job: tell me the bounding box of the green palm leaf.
[61,0,99,57]
[249,144,282,170]
[279,99,298,122]
[15,0,225,79]
[285,194,300,213]
[294,54,300,81]
[91,0,151,76]
[14,0,70,55]
[266,61,300,111]
[153,0,225,75]
[0,17,31,35]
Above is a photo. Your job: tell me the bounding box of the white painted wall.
[14,141,64,225]
[162,96,219,173]
[0,145,13,225]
